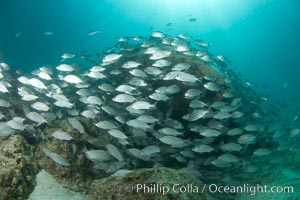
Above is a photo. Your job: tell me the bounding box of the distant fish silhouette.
[88,30,100,36]
[189,18,197,22]
[45,31,54,35]
[166,22,172,27]
[15,31,22,38]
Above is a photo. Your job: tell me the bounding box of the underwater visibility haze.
[0,0,300,199]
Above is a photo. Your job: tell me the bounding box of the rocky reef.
[0,134,37,200]
[89,167,205,200]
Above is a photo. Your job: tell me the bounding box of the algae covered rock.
[89,167,205,200]
[34,119,107,193]
[0,134,37,200]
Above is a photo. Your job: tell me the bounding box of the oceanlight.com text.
[123,183,294,196]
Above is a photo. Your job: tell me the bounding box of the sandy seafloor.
[27,170,88,200]
[27,168,299,200]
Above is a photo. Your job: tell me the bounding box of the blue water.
[0,0,299,108]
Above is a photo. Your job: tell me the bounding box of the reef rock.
[89,167,205,200]
[0,134,37,200]
[35,119,107,193]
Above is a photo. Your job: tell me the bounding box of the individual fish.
[177,33,191,40]
[26,112,47,125]
[204,82,220,92]
[128,148,149,161]
[185,89,202,99]
[137,115,158,124]
[106,144,124,161]
[231,111,244,118]
[112,169,132,177]
[159,136,186,148]
[200,128,222,137]
[221,143,243,152]
[217,153,239,163]
[37,70,52,80]
[15,31,23,38]
[52,130,73,141]
[45,31,54,35]
[6,117,26,131]
[56,64,75,72]
[43,148,70,167]
[289,129,300,138]
[189,99,207,108]
[237,134,256,145]
[172,63,191,71]
[18,76,30,85]
[164,118,184,130]
[102,54,122,63]
[253,148,272,156]
[31,102,50,112]
[151,31,165,38]
[245,124,260,132]
[101,105,119,116]
[121,61,141,69]
[159,127,183,136]
[115,85,136,94]
[206,120,223,130]
[141,145,160,156]
[63,75,83,84]
[95,120,117,130]
[81,110,96,119]
[86,71,106,79]
[61,53,75,60]
[108,129,128,140]
[0,122,14,137]
[217,55,231,65]
[192,144,214,153]
[28,78,47,90]
[149,92,169,101]
[85,149,111,162]
[211,159,231,168]
[0,81,9,93]
[213,111,231,120]
[68,118,85,134]
[90,65,105,72]
[113,94,136,103]
[144,67,162,76]
[87,30,100,36]
[180,150,195,158]
[189,18,197,22]
[130,101,155,110]
[149,50,171,60]
[163,71,180,81]
[203,75,216,82]
[54,99,73,108]
[175,45,190,52]
[182,109,209,121]
[211,101,227,109]
[175,72,199,83]
[166,85,180,95]
[126,119,151,130]
[98,83,115,92]
[152,59,172,68]
[227,128,244,136]
[129,69,147,78]
[128,78,147,87]
[195,39,209,48]
[0,98,11,107]
[85,96,102,106]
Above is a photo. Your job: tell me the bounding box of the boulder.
[0,134,37,200]
[89,167,205,200]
